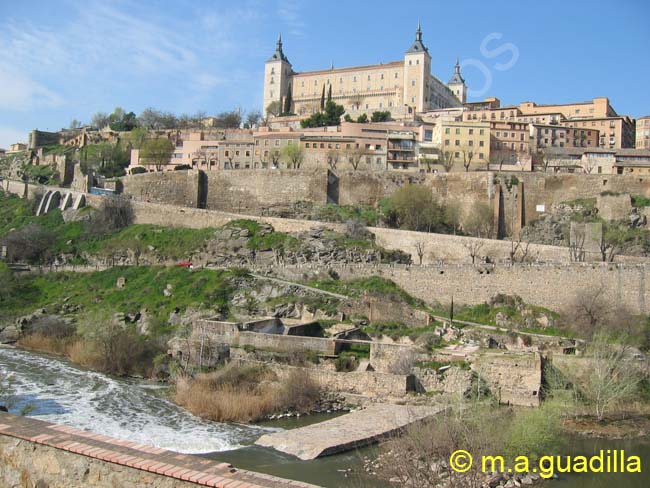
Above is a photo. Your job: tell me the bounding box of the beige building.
[531,124,599,150]
[435,120,490,170]
[263,24,465,121]
[489,121,531,170]
[636,116,650,149]
[463,97,634,149]
[8,143,27,153]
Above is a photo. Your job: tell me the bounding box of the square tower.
[263,35,293,117]
[403,22,431,113]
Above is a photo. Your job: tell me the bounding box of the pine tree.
[320,85,326,111]
[283,83,293,115]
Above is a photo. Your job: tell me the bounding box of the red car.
[176,261,193,269]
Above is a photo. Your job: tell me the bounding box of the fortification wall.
[267,262,650,314]
[120,171,201,208]
[203,169,328,213]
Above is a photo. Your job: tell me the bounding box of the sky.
[0,0,649,149]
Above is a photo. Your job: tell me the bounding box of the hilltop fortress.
[263,23,466,119]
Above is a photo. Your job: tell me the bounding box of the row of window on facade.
[444,127,486,136]
[444,139,486,147]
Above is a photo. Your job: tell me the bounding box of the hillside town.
[1,15,649,488]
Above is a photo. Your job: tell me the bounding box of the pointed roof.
[448,58,465,84]
[405,20,428,54]
[267,33,290,63]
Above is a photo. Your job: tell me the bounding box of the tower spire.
[416,20,422,41]
[268,33,289,63]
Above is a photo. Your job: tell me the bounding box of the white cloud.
[0,63,64,111]
[277,0,305,36]
[0,127,28,149]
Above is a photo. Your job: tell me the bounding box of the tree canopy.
[300,101,346,128]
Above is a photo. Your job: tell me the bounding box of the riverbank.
[563,412,650,439]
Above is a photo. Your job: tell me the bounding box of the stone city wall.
[266,262,650,314]
[202,169,328,213]
[120,171,201,208]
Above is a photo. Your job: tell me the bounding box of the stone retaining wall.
[240,360,411,398]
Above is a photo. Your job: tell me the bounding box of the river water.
[1,347,647,487]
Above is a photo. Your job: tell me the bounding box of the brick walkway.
[0,412,319,488]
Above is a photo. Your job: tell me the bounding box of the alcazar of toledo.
[263,23,467,119]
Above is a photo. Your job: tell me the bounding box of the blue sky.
[1,0,649,148]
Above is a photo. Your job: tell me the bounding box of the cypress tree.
[284,83,293,115]
[327,84,332,103]
[320,85,326,111]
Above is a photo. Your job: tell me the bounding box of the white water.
[0,347,274,454]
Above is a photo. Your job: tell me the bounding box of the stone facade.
[120,171,201,208]
[474,352,542,407]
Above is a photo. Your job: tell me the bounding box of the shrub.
[174,364,320,422]
[3,224,55,263]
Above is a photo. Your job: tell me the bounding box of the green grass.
[632,195,650,208]
[2,266,238,337]
[82,224,216,260]
[226,219,301,252]
[264,294,340,316]
[560,197,596,209]
[308,276,424,308]
[361,321,437,339]
[311,204,379,226]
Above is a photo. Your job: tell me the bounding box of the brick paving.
[0,412,320,488]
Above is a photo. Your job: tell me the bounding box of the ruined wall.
[203,169,328,213]
[474,352,542,407]
[236,331,337,354]
[121,171,201,207]
[369,342,416,373]
[0,436,200,488]
[414,367,473,396]
[248,361,410,398]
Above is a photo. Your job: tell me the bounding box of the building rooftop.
[294,60,403,77]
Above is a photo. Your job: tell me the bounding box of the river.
[1,347,648,487]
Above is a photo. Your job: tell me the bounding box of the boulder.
[0,325,20,343]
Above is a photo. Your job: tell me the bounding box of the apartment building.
[636,116,650,149]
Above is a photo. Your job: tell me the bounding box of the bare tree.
[463,240,484,264]
[599,223,625,262]
[441,150,455,172]
[461,148,475,172]
[414,241,426,265]
[509,237,530,264]
[563,286,610,339]
[270,149,281,169]
[345,146,365,171]
[566,331,642,421]
[569,227,586,262]
[193,148,219,170]
[326,149,340,170]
